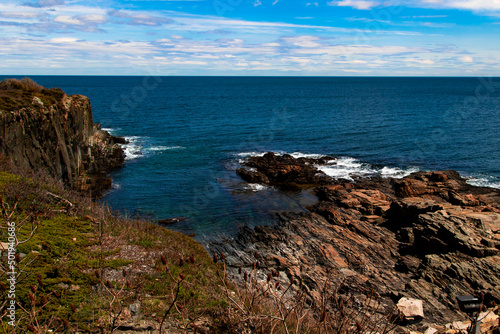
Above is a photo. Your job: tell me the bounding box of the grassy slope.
[0,161,228,333]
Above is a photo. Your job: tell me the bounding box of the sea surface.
[3,76,500,242]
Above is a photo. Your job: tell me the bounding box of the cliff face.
[0,78,124,197]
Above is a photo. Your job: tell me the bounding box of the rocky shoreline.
[213,152,500,332]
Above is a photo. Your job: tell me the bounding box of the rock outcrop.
[215,153,500,332]
[0,78,124,197]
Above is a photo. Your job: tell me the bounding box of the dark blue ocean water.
[3,76,500,241]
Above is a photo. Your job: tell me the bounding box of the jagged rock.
[216,153,500,330]
[237,152,333,189]
[236,167,270,184]
[0,79,125,197]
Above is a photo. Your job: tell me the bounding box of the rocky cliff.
[214,153,500,332]
[0,78,124,197]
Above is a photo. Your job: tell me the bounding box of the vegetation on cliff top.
[0,78,65,112]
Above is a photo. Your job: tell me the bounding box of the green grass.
[0,166,228,333]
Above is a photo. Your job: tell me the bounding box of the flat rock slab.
[397,297,425,321]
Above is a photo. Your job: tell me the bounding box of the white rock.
[32,96,44,107]
[424,327,439,334]
[397,297,425,320]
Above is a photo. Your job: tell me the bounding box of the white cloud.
[460,56,474,62]
[108,9,174,26]
[171,60,208,65]
[416,0,500,11]
[0,11,38,18]
[328,0,381,10]
[54,15,83,25]
[405,58,435,65]
[281,36,320,48]
[292,44,422,55]
[80,14,107,24]
[49,37,78,43]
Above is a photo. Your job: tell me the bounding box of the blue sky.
[0,0,499,75]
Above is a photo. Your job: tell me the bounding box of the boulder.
[397,297,425,321]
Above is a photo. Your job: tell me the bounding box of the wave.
[144,146,186,152]
[466,175,500,189]
[317,157,419,181]
[236,152,267,158]
[101,127,120,134]
[237,151,326,159]
[244,183,269,192]
[237,152,420,182]
[122,136,144,160]
[121,136,184,160]
[290,152,326,159]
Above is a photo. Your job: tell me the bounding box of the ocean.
[3,76,499,242]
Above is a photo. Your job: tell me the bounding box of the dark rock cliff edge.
[0,78,125,197]
[214,152,500,332]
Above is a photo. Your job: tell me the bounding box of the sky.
[0,0,499,76]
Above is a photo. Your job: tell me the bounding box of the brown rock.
[215,153,500,329]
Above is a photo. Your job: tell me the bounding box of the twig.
[45,191,73,208]
[159,279,182,334]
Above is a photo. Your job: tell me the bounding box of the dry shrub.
[0,77,44,93]
[214,259,400,334]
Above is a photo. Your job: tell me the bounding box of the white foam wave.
[237,152,267,157]
[290,152,326,159]
[237,152,419,182]
[380,166,420,178]
[237,151,325,159]
[145,146,185,152]
[122,137,144,160]
[317,157,419,181]
[120,136,185,160]
[466,177,500,189]
[245,183,268,191]
[318,157,375,181]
